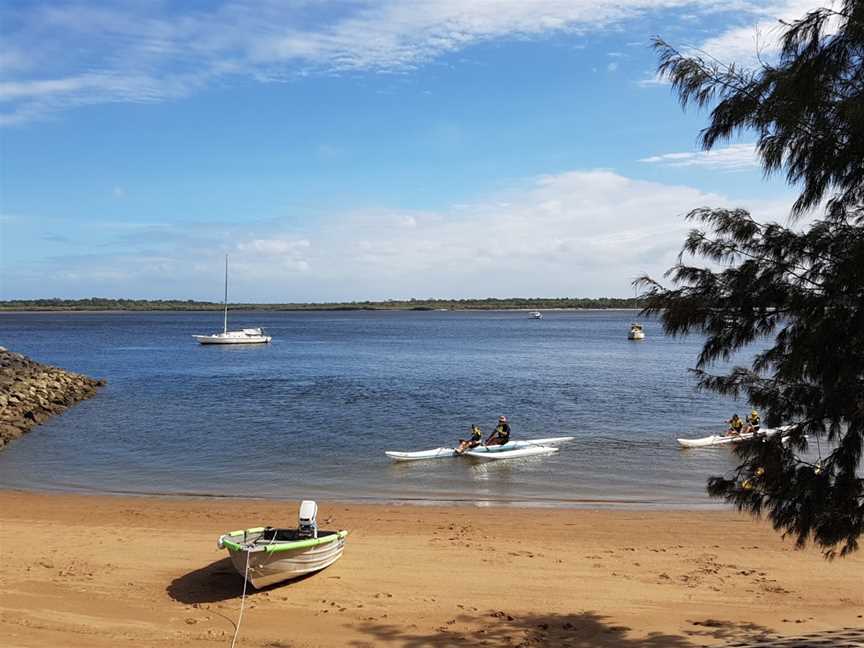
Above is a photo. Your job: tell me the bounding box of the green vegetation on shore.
[0,297,637,312]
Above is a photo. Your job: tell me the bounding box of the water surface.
[0,310,767,507]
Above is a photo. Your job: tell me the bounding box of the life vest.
[748,414,760,427]
[730,418,743,431]
[496,423,511,438]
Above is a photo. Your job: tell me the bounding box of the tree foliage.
[642,1,864,556]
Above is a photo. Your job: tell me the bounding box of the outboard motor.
[298,500,318,539]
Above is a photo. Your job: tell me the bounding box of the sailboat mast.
[223,254,228,335]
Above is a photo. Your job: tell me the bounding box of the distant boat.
[529,311,543,319]
[628,286,645,340]
[193,255,272,345]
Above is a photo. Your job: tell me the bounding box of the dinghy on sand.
[385,436,574,461]
[217,501,347,589]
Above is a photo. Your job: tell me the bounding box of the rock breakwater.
[0,348,105,450]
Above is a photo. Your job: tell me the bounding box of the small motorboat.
[529,311,543,319]
[677,426,794,448]
[628,323,645,340]
[463,444,558,461]
[385,436,575,461]
[217,501,347,588]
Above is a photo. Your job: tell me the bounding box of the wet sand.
[1,490,862,647]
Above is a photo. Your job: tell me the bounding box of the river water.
[0,310,766,507]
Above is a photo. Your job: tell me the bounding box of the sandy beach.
[1,491,862,647]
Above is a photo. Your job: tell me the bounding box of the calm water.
[0,310,764,507]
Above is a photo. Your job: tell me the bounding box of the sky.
[0,0,826,302]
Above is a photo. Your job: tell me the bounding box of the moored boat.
[628,323,645,340]
[194,255,272,345]
[194,328,271,344]
[217,501,347,588]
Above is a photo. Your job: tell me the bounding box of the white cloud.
[636,72,670,87]
[697,1,842,66]
[237,238,311,257]
[0,0,798,125]
[639,143,759,170]
[607,61,619,72]
[3,168,793,300]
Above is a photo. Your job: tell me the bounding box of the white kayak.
[464,445,559,461]
[385,436,574,462]
[677,426,793,448]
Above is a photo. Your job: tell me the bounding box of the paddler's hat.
[499,415,507,422]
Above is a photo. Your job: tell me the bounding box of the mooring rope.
[229,548,252,648]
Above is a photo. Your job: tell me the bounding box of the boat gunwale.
[220,528,348,553]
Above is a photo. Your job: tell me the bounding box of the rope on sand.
[230,548,252,648]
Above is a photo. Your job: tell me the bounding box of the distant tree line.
[0,297,638,312]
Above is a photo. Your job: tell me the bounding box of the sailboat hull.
[193,333,271,344]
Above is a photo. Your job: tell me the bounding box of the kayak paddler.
[744,409,761,434]
[485,415,511,446]
[455,424,483,455]
[727,414,744,436]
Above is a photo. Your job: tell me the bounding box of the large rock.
[0,349,105,451]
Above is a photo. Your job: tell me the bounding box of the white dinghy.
[385,436,575,462]
[217,501,347,589]
[677,426,794,448]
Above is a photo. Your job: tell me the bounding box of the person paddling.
[455,424,483,455]
[727,414,744,436]
[485,415,511,446]
[744,409,761,435]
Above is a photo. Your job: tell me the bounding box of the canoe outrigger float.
[385,436,574,461]
[677,426,794,448]
[463,444,559,461]
[217,501,347,589]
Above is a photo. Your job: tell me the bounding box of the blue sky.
[0,1,817,302]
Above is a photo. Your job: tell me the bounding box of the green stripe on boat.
[221,530,349,553]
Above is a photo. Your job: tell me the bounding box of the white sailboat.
[193,255,272,345]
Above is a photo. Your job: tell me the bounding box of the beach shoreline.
[2,489,861,647]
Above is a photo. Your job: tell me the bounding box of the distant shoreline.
[0,297,642,313]
[0,307,642,314]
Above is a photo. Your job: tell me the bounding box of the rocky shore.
[0,348,105,450]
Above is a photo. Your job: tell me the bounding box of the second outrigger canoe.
[677,426,794,448]
[385,436,574,461]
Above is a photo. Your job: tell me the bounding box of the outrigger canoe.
[385,436,574,462]
[677,426,793,448]
[463,444,559,461]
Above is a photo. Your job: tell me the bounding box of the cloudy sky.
[0,0,820,302]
